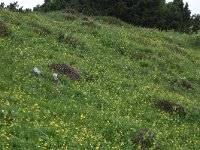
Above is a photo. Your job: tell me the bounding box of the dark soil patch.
[179,80,193,89]
[155,100,186,116]
[170,79,194,90]
[131,128,155,149]
[0,20,9,36]
[49,64,80,80]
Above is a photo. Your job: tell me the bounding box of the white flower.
[53,73,58,81]
[33,67,41,75]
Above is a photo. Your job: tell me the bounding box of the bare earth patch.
[49,64,80,80]
[155,100,186,116]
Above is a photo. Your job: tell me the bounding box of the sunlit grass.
[0,8,200,149]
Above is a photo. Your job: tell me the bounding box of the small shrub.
[155,100,186,116]
[131,129,155,149]
[49,64,80,80]
[65,8,80,16]
[0,20,9,36]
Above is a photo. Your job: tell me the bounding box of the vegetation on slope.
[34,0,200,33]
[0,9,200,149]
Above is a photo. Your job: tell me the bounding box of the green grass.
[0,9,200,149]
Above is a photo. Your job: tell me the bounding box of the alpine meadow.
[0,5,200,149]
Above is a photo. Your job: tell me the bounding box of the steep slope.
[0,9,200,149]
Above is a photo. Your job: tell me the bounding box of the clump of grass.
[195,35,200,46]
[49,64,80,80]
[115,47,126,56]
[65,34,82,47]
[82,20,98,28]
[65,34,85,47]
[131,128,155,149]
[95,16,125,26]
[81,15,90,21]
[83,72,95,82]
[10,20,21,26]
[0,20,9,36]
[155,100,186,116]
[58,33,85,48]
[30,22,52,35]
[132,52,147,60]
[0,109,13,127]
[139,60,151,68]
[58,32,65,42]
[64,15,76,21]
[189,106,200,118]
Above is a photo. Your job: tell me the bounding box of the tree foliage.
[9,0,199,33]
[191,15,200,33]
[3,1,32,13]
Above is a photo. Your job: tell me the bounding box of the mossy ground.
[0,9,200,149]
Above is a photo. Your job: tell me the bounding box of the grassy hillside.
[0,9,200,149]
